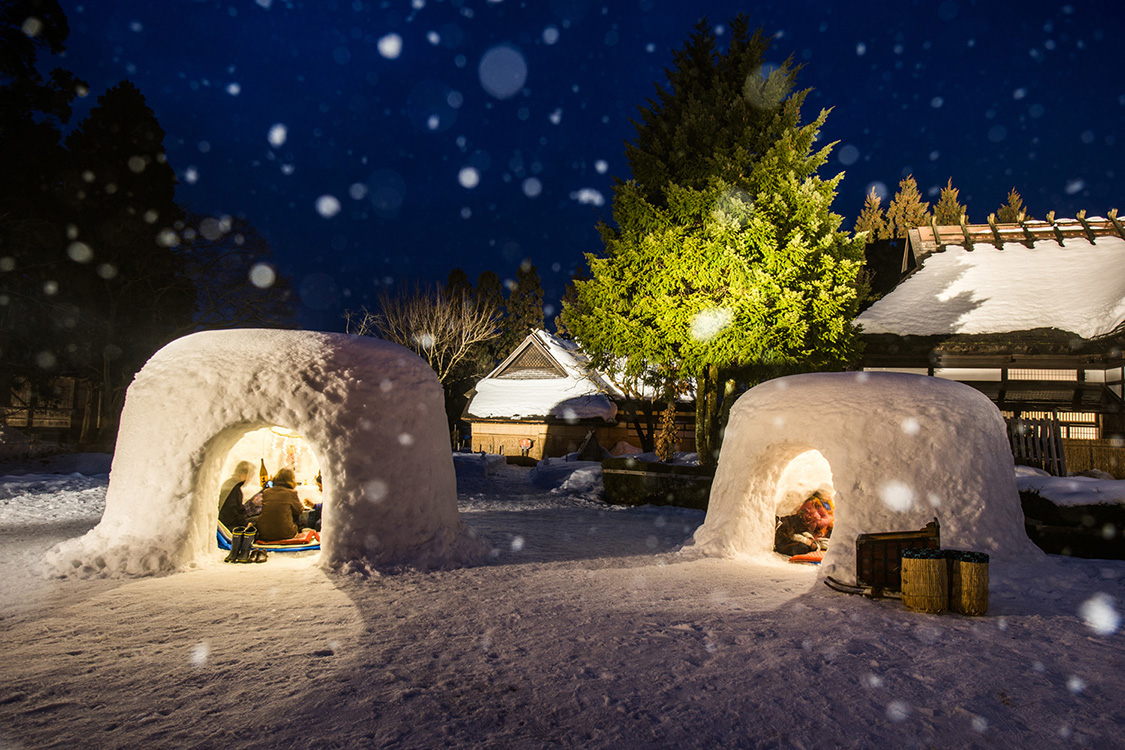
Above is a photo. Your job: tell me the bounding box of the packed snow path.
[1,456,1123,748]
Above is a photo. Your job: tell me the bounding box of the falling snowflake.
[378,33,403,59]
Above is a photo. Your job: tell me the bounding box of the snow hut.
[686,372,1042,583]
[45,329,486,577]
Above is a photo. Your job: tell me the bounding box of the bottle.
[259,459,269,488]
[315,470,322,492]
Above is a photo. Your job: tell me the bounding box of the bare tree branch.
[345,284,500,384]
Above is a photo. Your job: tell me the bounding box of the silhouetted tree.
[176,213,296,332]
[500,259,544,353]
[0,0,87,383]
[60,80,195,441]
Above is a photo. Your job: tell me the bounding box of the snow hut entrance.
[771,449,835,561]
[216,425,324,552]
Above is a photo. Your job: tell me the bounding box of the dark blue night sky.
[56,0,1123,330]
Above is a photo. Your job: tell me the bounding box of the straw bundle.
[901,548,948,614]
[948,551,990,616]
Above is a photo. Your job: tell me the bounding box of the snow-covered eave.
[462,414,618,424]
[860,327,1125,361]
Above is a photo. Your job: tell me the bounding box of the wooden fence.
[1061,439,1125,479]
[1007,417,1067,476]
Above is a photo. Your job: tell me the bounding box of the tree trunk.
[655,395,677,463]
[625,400,656,453]
[696,364,722,468]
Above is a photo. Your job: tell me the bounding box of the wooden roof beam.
[1075,209,1098,244]
[1107,208,1125,240]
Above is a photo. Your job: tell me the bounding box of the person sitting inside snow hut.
[256,468,310,542]
[775,490,834,557]
[218,461,254,530]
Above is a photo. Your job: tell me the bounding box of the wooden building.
[857,212,1125,441]
[463,330,694,460]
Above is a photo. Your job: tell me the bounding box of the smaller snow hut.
[686,372,1042,583]
[45,329,486,577]
[463,330,633,459]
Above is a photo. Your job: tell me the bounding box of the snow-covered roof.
[856,234,1125,339]
[465,330,619,421]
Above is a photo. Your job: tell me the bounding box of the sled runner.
[824,576,902,600]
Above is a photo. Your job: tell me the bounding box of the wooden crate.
[856,519,941,592]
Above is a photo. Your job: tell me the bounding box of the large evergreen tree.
[60,80,195,441]
[885,175,930,239]
[562,16,864,466]
[933,178,968,225]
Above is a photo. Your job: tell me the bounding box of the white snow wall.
[45,329,486,577]
[687,372,1041,581]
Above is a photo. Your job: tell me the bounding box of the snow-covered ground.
[2,453,1124,749]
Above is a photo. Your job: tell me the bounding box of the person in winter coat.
[775,490,834,556]
[255,468,305,542]
[218,461,254,530]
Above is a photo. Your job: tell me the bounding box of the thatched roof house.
[857,212,1125,439]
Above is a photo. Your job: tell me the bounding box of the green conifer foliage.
[853,189,888,242]
[562,16,864,466]
[996,188,1030,223]
[885,175,930,239]
[933,178,968,225]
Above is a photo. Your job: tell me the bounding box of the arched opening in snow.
[209,425,325,550]
[770,448,835,561]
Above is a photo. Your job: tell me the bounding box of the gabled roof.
[465,331,620,421]
[857,215,1125,340]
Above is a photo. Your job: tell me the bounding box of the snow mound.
[686,372,1041,580]
[44,329,486,578]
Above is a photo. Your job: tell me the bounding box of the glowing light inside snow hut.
[219,425,323,505]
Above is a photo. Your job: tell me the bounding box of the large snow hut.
[686,372,1043,583]
[45,329,486,577]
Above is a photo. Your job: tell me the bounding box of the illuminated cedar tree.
[853,189,888,242]
[885,175,930,239]
[933,178,969,225]
[561,15,864,466]
[996,188,1031,223]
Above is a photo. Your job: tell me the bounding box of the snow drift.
[686,372,1042,581]
[44,329,486,577]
